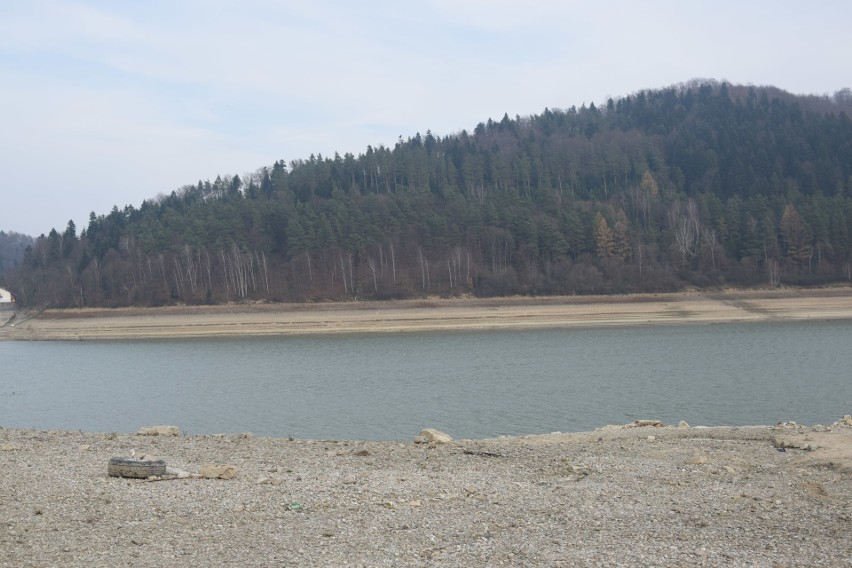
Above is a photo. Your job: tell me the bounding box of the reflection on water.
[1,320,850,439]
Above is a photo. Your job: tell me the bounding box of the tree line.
[3,81,852,307]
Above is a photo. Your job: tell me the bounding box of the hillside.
[0,231,33,279]
[3,81,852,307]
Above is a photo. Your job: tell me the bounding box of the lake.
[1,320,850,440]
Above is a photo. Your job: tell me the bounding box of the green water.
[2,320,850,439]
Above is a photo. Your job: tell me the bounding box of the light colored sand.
[2,289,852,341]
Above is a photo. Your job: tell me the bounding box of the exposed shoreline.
[1,422,850,566]
[2,287,852,341]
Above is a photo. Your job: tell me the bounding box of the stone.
[678,420,691,429]
[838,415,852,427]
[165,466,190,478]
[418,428,453,444]
[646,435,656,442]
[353,449,371,456]
[686,454,709,465]
[1,443,19,451]
[200,464,238,480]
[137,425,180,437]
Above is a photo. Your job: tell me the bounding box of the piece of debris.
[199,464,238,480]
[417,428,453,444]
[108,457,167,479]
[137,425,181,437]
[462,450,503,458]
[629,420,665,428]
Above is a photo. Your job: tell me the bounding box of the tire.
[108,457,167,479]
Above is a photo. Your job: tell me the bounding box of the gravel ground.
[1,423,851,567]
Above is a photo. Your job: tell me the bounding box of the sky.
[1,1,850,237]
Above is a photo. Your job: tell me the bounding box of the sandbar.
[2,288,852,341]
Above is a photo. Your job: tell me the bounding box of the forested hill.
[0,231,33,279]
[5,81,852,307]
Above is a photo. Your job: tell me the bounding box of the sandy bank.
[1,422,850,567]
[3,288,852,341]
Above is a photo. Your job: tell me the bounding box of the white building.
[0,288,15,303]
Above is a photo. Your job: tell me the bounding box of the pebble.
[0,423,849,566]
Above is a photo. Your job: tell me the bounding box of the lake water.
[1,321,851,440]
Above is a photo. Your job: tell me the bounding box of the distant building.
[0,288,15,303]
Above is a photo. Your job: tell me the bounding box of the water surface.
[2,320,850,439]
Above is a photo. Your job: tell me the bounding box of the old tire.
[108,457,167,479]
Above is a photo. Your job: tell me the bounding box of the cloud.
[1,0,850,235]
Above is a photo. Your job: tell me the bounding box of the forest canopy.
[4,81,852,307]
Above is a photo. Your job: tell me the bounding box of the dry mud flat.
[2,422,851,567]
[4,289,852,341]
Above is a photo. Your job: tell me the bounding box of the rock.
[412,436,428,444]
[628,420,664,428]
[678,420,691,429]
[165,466,191,479]
[200,464,238,480]
[353,449,371,456]
[418,428,453,444]
[686,454,709,465]
[837,415,852,427]
[1,443,19,451]
[646,435,656,442]
[137,425,180,437]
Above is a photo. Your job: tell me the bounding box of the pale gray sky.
[1,0,850,236]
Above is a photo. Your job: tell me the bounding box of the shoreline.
[2,421,850,566]
[3,287,852,341]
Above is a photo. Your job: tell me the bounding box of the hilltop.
[3,81,851,307]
